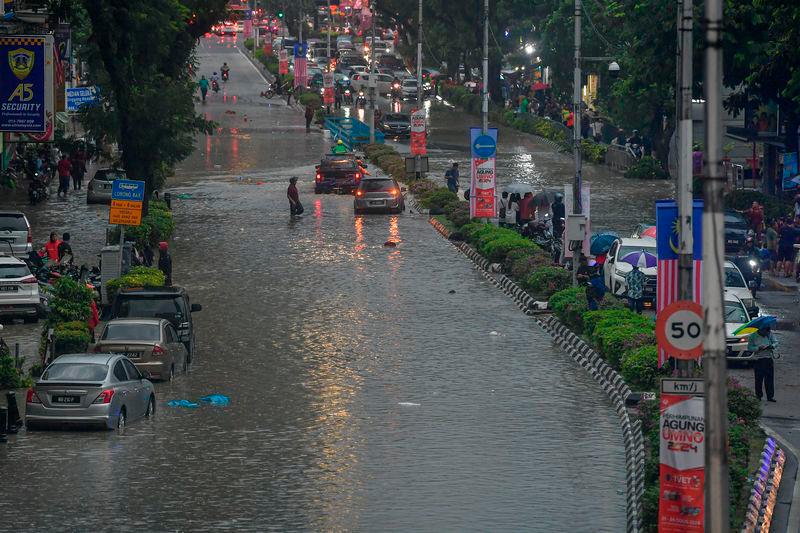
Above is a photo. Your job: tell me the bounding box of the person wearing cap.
[157,241,173,286]
[331,139,348,154]
[445,162,459,194]
[747,326,778,402]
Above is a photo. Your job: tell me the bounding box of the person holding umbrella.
[747,324,778,402]
[625,264,646,313]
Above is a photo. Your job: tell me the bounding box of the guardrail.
[606,144,638,171]
[324,117,384,149]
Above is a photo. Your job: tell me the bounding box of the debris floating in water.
[199,394,230,406]
[167,399,199,408]
[398,402,420,407]
[384,241,397,247]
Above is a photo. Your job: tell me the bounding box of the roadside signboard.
[782,152,798,190]
[410,109,426,155]
[658,378,705,533]
[278,49,288,75]
[656,300,704,360]
[323,72,334,106]
[469,127,498,218]
[0,35,50,133]
[66,86,99,112]
[109,179,145,226]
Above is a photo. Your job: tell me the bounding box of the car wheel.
[354,208,363,215]
[23,316,38,324]
[145,395,156,417]
[117,408,126,430]
[182,356,188,373]
[314,188,322,195]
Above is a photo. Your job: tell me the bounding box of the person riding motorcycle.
[220,62,230,81]
[211,72,220,92]
[390,77,402,100]
[331,139,348,154]
[734,237,763,295]
[28,172,48,205]
[627,130,644,159]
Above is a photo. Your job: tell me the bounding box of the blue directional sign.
[471,130,498,158]
[66,86,100,112]
[111,179,145,202]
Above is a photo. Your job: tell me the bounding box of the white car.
[401,78,418,99]
[724,260,758,316]
[724,292,754,361]
[602,238,658,305]
[351,73,394,95]
[0,254,41,322]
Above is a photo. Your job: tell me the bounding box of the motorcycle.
[356,90,366,107]
[260,82,275,99]
[390,83,402,101]
[521,217,558,257]
[732,253,762,297]
[343,88,353,106]
[221,69,230,82]
[28,173,48,205]
[211,79,220,93]
[626,143,644,160]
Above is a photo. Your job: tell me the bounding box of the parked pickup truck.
[314,153,365,194]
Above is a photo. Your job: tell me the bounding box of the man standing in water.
[288,177,303,217]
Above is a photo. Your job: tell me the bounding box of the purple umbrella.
[621,250,657,268]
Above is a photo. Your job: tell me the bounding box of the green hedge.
[620,346,659,390]
[111,201,175,247]
[298,92,322,108]
[420,188,459,210]
[524,265,571,297]
[53,321,91,356]
[49,277,94,324]
[624,156,668,180]
[105,266,166,303]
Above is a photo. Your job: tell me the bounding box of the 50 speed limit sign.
[656,300,704,360]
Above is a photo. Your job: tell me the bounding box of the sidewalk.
[764,271,800,293]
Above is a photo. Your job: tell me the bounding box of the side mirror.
[191,303,202,312]
[747,280,756,289]
[140,370,151,380]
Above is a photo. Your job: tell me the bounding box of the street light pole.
[416,0,423,109]
[571,0,583,287]
[369,8,376,144]
[677,0,694,377]
[481,0,488,134]
[702,0,729,529]
[326,0,331,65]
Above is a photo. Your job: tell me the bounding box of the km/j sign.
[109,179,145,226]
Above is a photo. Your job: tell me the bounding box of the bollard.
[5,391,20,433]
[163,192,172,210]
[0,407,7,442]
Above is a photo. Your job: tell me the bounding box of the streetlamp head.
[608,61,620,72]
[524,43,535,55]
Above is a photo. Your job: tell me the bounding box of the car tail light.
[315,173,322,182]
[27,229,32,244]
[152,345,166,356]
[355,172,361,180]
[389,189,399,196]
[356,190,363,197]
[20,275,37,284]
[92,389,115,404]
[26,389,41,404]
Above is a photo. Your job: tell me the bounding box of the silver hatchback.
[25,353,156,430]
[354,176,405,214]
[86,168,127,204]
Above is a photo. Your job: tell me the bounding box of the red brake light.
[26,389,41,404]
[355,172,361,180]
[27,230,32,244]
[356,190,363,196]
[315,173,322,182]
[92,389,115,404]
[20,275,37,284]
[152,345,166,356]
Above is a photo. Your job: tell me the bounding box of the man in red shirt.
[42,232,61,262]
[287,176,303,217]
[56,154,72,198]
[518,192,534,225]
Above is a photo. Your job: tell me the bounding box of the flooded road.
[0,35,626,531]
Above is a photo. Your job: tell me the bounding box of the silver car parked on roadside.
[25,353,156,430]
[86,168,127,204]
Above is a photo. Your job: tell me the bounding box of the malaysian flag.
[656,199,704,367]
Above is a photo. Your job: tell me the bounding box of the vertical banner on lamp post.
[658,379,705,533]
[470,127,498,218]
[278,49,289,75]
[322,72,334,106]
[410,109,427,155]
[293,42,308,89]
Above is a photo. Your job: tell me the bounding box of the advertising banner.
[658,379,705,533]
[410,109,426,155]
[782,152,799,191]
[243,19,253,39]
[0,35,48,133]
[656,199,704,367]
[278,49,288,75]
[66,86,99,112]
[294,57,308,89]
[469,127,498,218]
[323,72,334,106]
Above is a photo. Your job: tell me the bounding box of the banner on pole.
[656,199,704,367]
[278,49,288,75]
[243,19,253,39]
[410,109,426,155]
[294,57,308,89]
[469,127,497,218]
[0,35,51,133]
[322,72,334,105]
[658,378,705,533]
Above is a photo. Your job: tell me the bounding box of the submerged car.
[354,176,405,214]
[378,113,411,137]
[25,353,156,430]
[315,153,364,194]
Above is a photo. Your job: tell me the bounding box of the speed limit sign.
[656,300,704,360]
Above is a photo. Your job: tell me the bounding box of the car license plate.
[369,201,384,206]
[0,285,18,292]
[52,395,80,404]
[123,352,141,359]
[103,183,111,189]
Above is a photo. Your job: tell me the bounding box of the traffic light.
[277,11,284,18]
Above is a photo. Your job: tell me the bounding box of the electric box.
[566,214,588,242]
[100,243,133,305]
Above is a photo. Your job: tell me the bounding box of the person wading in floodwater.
[288,176,304,217]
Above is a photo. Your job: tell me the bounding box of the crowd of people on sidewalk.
[737,197,800,281]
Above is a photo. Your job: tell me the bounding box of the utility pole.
[326,0,331,67]
[677,0,694,377]
[571,0,583,286]
[368,7,376,144]
[702,0,729,529]
[481,0,489,134]
[416,0,423,108]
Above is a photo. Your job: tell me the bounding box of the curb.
[428,217,643,532]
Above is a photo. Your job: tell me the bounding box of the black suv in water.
[109,287,202,362]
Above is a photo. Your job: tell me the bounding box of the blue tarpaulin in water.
[199,394,230,406]
[167,399,200,408]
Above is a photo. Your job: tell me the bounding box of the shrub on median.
[298,92,322,108]
[624,156,668,180]
[620,345,660,391]
[105,266,166,304]
[507,248,552,280]
[444,201,471,229]
[420,188,459,211]
[524,266,572,297]
[548,286,624,333]
[53,321,92,356]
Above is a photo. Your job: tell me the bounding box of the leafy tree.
[60,0,225,202]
